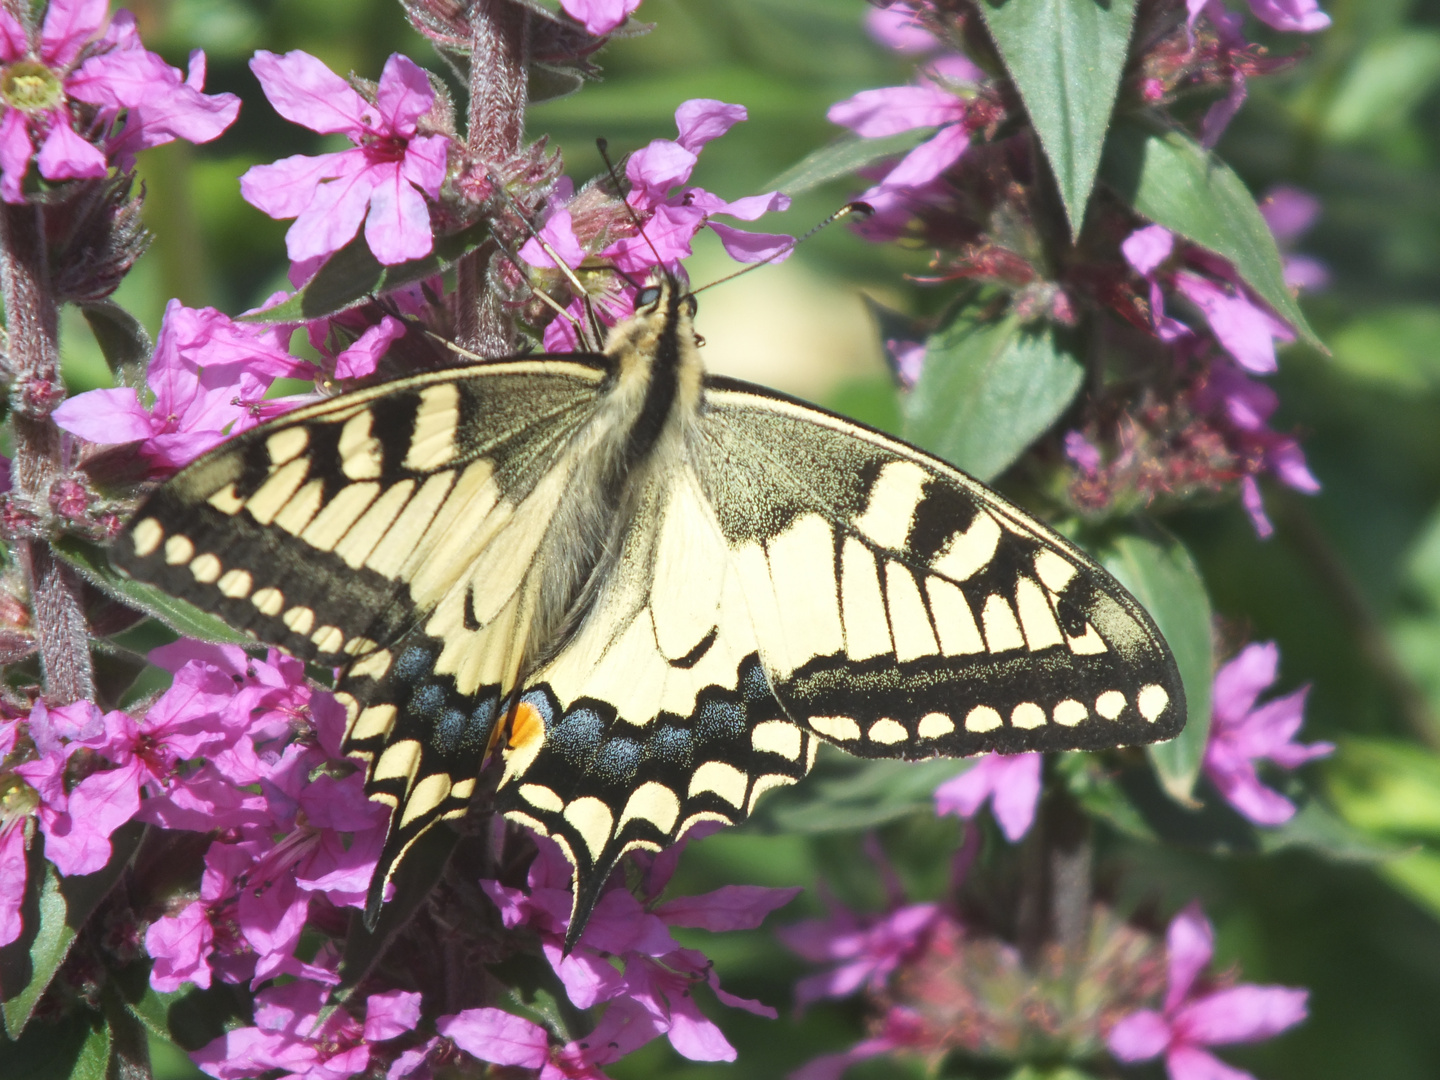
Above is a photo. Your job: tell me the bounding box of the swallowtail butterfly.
[113,278,1184,944]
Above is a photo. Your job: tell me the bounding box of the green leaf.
[243,221,489,325]
[979,0,1138,235]
[1322,31,1440,143]
[766,129,932,196]
[1101,531,1212,803]
[0,1011,108,1080]
[1,824,143,1038]
[1100,122,1322,349]
[79,302,151,384]
[904,313,1083,482]
[1328,305,1440,392]
[1056,752,1156,841]
[1257,799,1404,862]
[758,750,964,833]
[1374,848,1440,925]
[1327,738,1440,839]
[52,536,250,646]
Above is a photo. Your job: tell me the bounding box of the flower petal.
[1165,902,1215,1010]
[249,50,370,136]
[674,98,747,153]
[828,83,961,137]
[1107,1009,1172,1061]
[1176,985,1309,1045]
[438,1008,549,1068]
[374,53,434,137]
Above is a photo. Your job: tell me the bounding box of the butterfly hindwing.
[492,466,817,935]
[693,377,1186,757]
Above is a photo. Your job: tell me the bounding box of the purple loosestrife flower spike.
[241,51,451,266]
[1108,902,1309,1080]
[1204,642,1333,825]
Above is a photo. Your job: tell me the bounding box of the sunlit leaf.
[53,536,250,646]
[1100,122,1322,349]
[979,0,1138,235]
[1101,531,1212,803]
[244,221,489,325]
[905,313,1083,482]
[766,129,931,195]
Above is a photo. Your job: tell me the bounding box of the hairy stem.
[457,0,530,357]
[2,202,94,703]
[1016,773,1092,966]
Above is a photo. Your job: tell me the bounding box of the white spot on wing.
[563,796,614,859]
[1068,623,1108,655]
[689,760,748,808]
[768,513,844,666]
[885,563,939,662]
[854,459,929,550]
[1096,691,1126,720]
[965,705,1002,732]
[1034,549,1078,593]
[752,719,803,761]
[401,773,452,827]
[164,535,194,566]
[618,782,681,834]
[1137,684,1169,722]
[131,518,163,557]
[1053,699,1087,727]
[981,593,1025,653]
[403,383,460,471]
[918,712,954,738]
[931,509,1001,582]
[868,718,908,745]
[1015,577,1065,650]
[840,537,892,660]
[1011,702,1046,729]
[519,784,564,813]
[925,577,984,655]
[810,715,861,741]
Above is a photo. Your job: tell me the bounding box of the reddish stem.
[456,0,530,357]
[2,201,95,702]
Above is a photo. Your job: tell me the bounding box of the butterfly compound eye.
[636,286,662,308]
[683,294,698,317]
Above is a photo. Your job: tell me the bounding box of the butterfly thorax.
[520,282,705,673]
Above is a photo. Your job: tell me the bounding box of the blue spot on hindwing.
[549,707,603,766]
[434,708,467,754]
[696,698,745,743]
[408,683,445,721]
[393,646,433,684]
[646,726,693,766]
[592,737,641,786]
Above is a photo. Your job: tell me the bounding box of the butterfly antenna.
[691,201,872,297]
[595,137,672,285]
[485,172,608,352]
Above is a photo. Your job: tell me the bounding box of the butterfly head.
[603,274,702,375]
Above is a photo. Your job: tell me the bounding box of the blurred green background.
[78,1,1440,1077]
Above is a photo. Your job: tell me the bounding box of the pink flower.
[53,300,312,473]
[11,700,144,877]
[1192,0,1330,33]
[436,998,660,1080]
[601,99,791,273]
[0,1,237,202]
[1259,185,1329,293]
[1173,272,1294,375]
[0,822,29,947]
[559,0,642,36]
[480,828,797,1062]
[1204,642,1333,825]
[241,51,451,266]
[777,901,939,1009]
[1108,902,1309,1080]
[191,968,420,1080]
[933,752,1043,842]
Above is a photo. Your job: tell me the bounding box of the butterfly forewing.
[691,378,1186,757]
